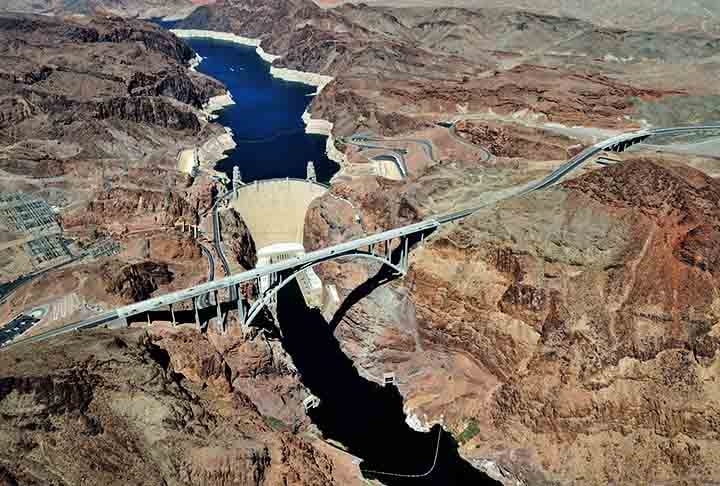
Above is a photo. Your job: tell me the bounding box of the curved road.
[347,134,436,160]
[212,189,238,301]
[200,244,215,281]
[5,124,720,349]
[198,243,215,308]
[447,121,494,162]
[346,126,494,175]
[342,136,410,178]
[213,199,231,277]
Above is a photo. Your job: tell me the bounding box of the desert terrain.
[1,0,719,484]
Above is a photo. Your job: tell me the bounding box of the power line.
[359,426,443,479]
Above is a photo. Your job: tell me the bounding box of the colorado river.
[277,282,500,485]
[183,36,339,183]
[160,24,499,484]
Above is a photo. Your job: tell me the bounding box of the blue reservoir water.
[185,37,339,183]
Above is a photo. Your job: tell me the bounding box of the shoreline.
[203,92,235,121]
[302,110,348,172]
[177,89,237,178]
[180,46,239,179]
[172,29,281,67]
[188,53,203,72]
[171,28,347,169]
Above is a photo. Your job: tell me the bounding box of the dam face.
[228,178,327,250]
[228,178,327,309]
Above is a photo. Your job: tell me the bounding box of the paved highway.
[0,254,84,306]
[213,198,231,276]
[200,244,215,281]
[199,243,215,307]
[5,124,720,349]
[447,121,494,162]
[343,136,410,177]
[211,190,238,302]
[348,135,436,161]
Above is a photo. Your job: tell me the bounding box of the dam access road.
[4,124,720,349]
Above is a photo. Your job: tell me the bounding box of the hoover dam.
[227,176,328,308]
[227,177,328,249]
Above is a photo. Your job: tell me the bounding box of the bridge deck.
[6,125,720,348]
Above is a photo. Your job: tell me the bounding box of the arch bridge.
[5,125,720,348]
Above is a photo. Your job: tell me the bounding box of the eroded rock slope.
[0,329,341,485]
[305,158,720,485]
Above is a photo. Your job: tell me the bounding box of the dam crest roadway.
[4,124,720,349]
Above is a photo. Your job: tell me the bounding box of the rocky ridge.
[176,0,720,137]
[0,13,229,293]
[102,261,174,303]
[1,2,719,485]
[304,157,720,484]
[0,328,343,485]
[0,0,199,19]
[219,208,258,270]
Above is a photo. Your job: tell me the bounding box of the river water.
[162,27,499,484]
[277,282,500,485]
[184,36,339,183]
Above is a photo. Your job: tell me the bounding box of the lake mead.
[185,36,339,183]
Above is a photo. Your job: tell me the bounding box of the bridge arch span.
[245,250,407,327]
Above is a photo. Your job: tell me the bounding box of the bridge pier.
[237,296,246,327]
[193,296,200,330]
[403,236,409,271]
[98,223,436,336]
[215,290,223,333]
[229,283,237,301]
[107,316,129,329]
[393,235,410,275]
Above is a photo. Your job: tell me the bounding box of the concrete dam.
[228,178,327,250]
[226,175,328,308]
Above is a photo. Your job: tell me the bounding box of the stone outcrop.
[94,96,201,131]
[102,261,173,303]
[219,208,257,269]
[128,69,227,111]
[0,13,195,63]
[454,121,580,160]
[149,235,203,262]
